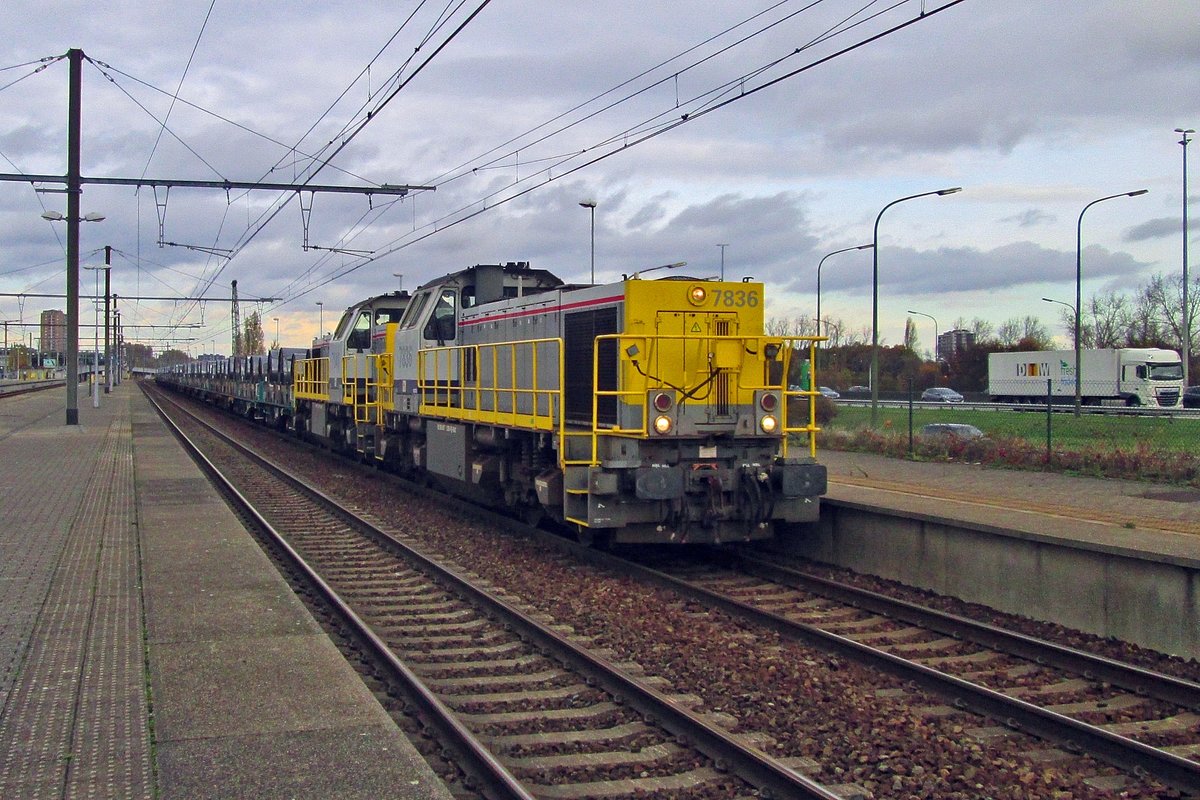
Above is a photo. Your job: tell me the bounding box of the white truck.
[988,348,1184,408]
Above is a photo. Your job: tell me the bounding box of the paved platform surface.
[0,382,453,799]
[822,448,1200,563]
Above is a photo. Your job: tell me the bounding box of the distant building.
[40,310,66,355]
[937,329,975,361]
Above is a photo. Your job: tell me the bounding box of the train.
[157,261,828,545]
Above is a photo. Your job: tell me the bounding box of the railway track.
[623,548,1200,796]
[145,384,848,800]
[148,381,1200,797]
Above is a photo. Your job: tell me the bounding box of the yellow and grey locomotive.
[165,261,827,545]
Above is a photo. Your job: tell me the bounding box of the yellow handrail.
[294,356,329,400]
[418,338,562,432]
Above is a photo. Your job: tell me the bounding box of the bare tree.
[970,317,995,344]
[1138,273,1199,352]
[1081,290,1131,348]
[996,318,1022,347]
[1019,316,1053,350]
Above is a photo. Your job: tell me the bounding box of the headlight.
[687,285,707,306]
[653,392,673,412]
[760,415,777,433]
[759,392,778,412]
[653,415,673,434]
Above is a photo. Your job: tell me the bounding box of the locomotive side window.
[423,289,458,343]
[348,311,372,350]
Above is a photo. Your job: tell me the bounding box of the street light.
[1177,128,1194,387]
[84,263,110,408]
[716,243,729,281]
[870,187,961,426]
[579,200,596,283]
[1074,189,1148,416]
[1042,297,1076,350]
[906,310,938,361]
[816,244,872,344]
[315,301,324,335]
[42,208,105,423]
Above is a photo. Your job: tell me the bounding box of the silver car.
[921,387,964,403]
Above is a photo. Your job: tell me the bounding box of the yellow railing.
[417,332,822,467]
[562,333,823,465]
[294,357,329,400]
[782,337,822,459]
[418,338,562,432]
[342,354,389,426]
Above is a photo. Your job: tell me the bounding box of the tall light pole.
[716,243,728,281]
[83,263,109,408]
[40,201,105,420]
[871,187,961,426]
[1177,128,1194,387]
[1042,297,1076,352]
[816,244,872,343]
[315,301,324,336]
[273,317,280,347]
[906,310,938,361]
[579,200,597,283]
[1075,189,1148,416]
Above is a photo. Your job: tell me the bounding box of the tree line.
[772,272,1198,394]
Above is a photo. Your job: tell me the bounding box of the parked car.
[920,422,984,441]
[921,387,964,403]
[847,385,870,393]
[818,386,840,399]
[1184,386,1200,409]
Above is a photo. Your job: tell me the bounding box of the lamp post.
[1042,297,1076,399]
[579,200,596,283]
[83,263,110,408]
[316,301,324,336]
[41,203,105,423]
[580,200,600,284]
[871,187,961,426]
[906,310,938,361]
[716,243,729,281]
[1177,128,1194,387]
[273,317,280,347]
[1,319,16,379]
[1074,189,1148,416]
[816,244,873,343]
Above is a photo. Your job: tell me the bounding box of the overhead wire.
[138,0,217,181]
[309,0,968,293]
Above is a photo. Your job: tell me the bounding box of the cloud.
[1002,209,1056,228]
[1125,217,1182,242]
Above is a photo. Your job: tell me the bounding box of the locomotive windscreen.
[564,307,618,426]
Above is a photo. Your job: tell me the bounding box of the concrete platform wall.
[782,501,1200,660]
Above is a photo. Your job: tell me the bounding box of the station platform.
[0,381,452,800]
[820,449,1200,562]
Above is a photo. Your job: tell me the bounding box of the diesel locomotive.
[159,261,827,545]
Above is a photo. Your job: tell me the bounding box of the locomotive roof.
[415,262,563,293]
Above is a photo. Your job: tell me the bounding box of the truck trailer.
[988,348,1183,407]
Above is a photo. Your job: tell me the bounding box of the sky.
[1,0,1196,357]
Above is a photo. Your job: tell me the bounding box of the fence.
[818,380,1200,486]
